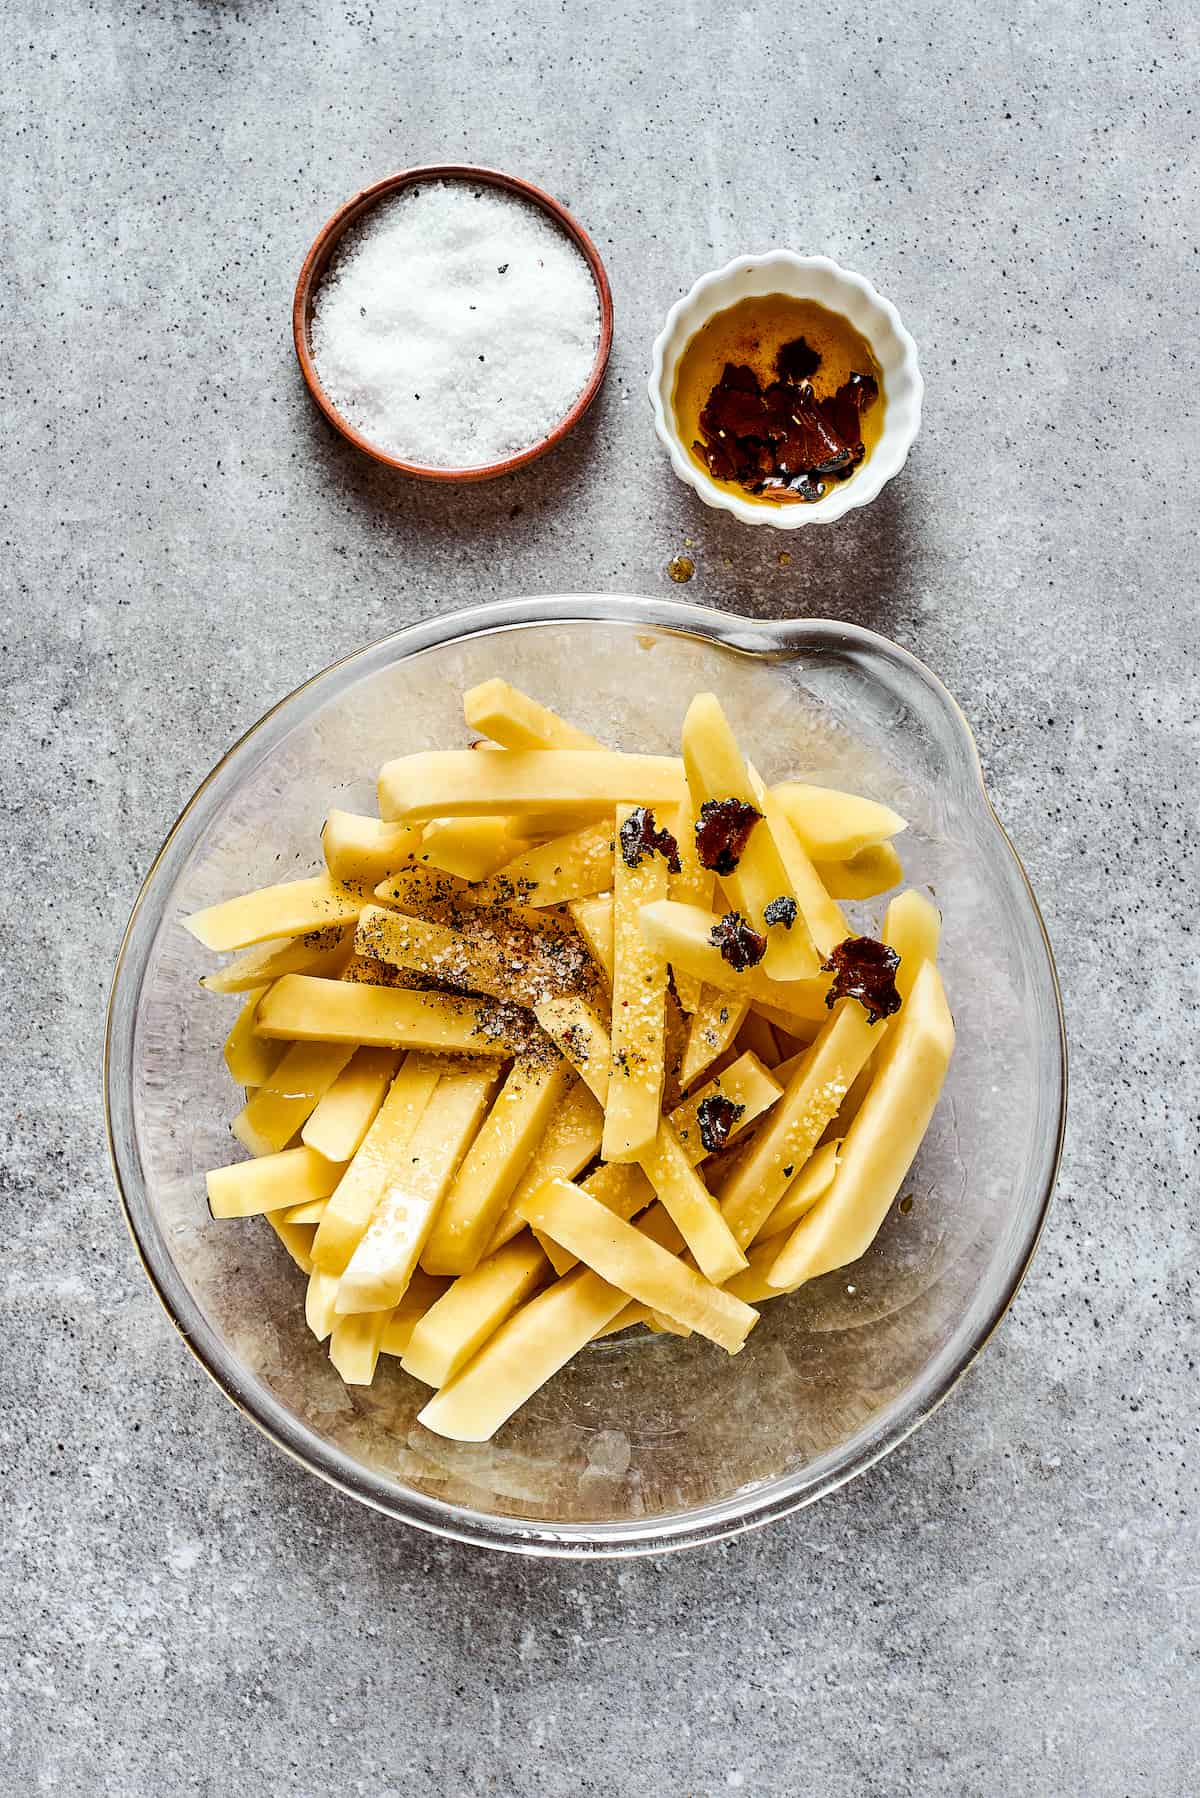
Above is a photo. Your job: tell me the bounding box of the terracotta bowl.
[293,164,614,482]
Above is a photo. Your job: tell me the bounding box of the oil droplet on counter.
[668,554,695,584]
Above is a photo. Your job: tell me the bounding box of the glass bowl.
[105,596,1066,1557]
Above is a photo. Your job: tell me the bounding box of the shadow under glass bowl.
[105,597,1066,1558]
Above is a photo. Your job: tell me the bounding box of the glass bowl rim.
[104,594,1068,1558]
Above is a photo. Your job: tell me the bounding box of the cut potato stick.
[422,1057,573,1275]
[753,770,849,959]
[322,811,422,885]
[417,816,531,882]
[200,925,353,995]
[264,1212,316,1274]
[379,1271,453,1357]
[329,1308,392,1385]
[816,842,904,901]
[670,1051,782,1164]
[335,1066,499,1314]
[485,1078,606,1254]
[305,1268,341,1341]
[402,1234,550,1387]
[301,1047,401,1164]
[372,865,476,920]
[638,901,828,1022]
[537,1162,655,1276]
[311,1055,441,1273]
[354,905,512,1001]
[883,889,942,1006]
[283,1195,328,1224]
[232,1040,356,1158]
[722,1234,793,1303]
[568,894,614,984]
[534,995,611,1104]
[717,1000,882,1250]
[680,987,751,1089]
[255,974,527,1056]
[206,1145,344,1220]
[755,1138,842,1242]
[184,873,369,953]
[418,1265,631,1442]
[772,782,907,862]
[666,799,713,1013]
[602,805,669,1164]
[592,1299,691,1339]
[638,1119,746,1284]
[463,678,604,751]
[768,962,954,1288]
[736,1009,780,1068]
[379,750,685,822]
[680,694,817,980]
[471,819,616,908]
[222,986,282,1086]
[517,1179,757,1352]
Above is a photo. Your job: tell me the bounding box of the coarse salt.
[309,180,601,469]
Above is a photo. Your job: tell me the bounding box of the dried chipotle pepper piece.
[822,934,902,1024]
[695,1093,746,1154]
[763,895,798,930]
[709,911,768,971]
[619,806,681,873]
[695,797,761,875]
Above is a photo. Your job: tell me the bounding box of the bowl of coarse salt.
[293,165,613,482]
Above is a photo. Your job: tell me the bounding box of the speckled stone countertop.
[2,1,1197,1792]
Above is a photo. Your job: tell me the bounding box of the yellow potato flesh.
[771,782,908,861]
[638,1119,746,1285]
[305,1268,341,1341]
[666,798,714,1013]
[231,1040,355,1158]
[421,1057,573,1275]
[206,1145,343,1219]
[754,1137,842,1242]
[815,841,904,901]
[484,1079,605,1255]
[301,1047,401,1164]
[669,1051,782,1162]
[184,873,368,953]
[255,974,525,1055]
[416,816,531,882]
[568,895,614,984]
[462,678,603,751]
[311,1055,441,1274]
[754,772,849,959]
[679,986,751,1089]
[471,819,616,908]
[371,865,476,921]
[378,1271,453,1357]
[536,1161,656,1276]
[263,1212,316,1274]
[378,750,685,822]
[329,1308,392,1385]
[767,960,954,1288]
[637,901,828,1022]
[602,805,669,1164]
[322,810,421,885]
[334,1066,498,1314]
[533,995,611,1105]
[517,1178,757,1353]
[222,985,281,1087]
[200,925,353,995]
[402,1234,550,1387]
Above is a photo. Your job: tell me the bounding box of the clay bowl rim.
[292,164,614,484]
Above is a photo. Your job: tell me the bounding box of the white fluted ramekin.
[648,251,923,529]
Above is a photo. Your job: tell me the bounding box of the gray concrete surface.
[2,0,1198,1792]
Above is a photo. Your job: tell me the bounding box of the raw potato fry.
[335,1066,499,1314]
[756,1138,842,1242]
[256,974,527,1055]
[883,889,942,1005]
[184,873,369,953]
[638,901,828,1022]
[639,1120,746,1285]
[311,1055,441,1273]
[816,842,904,901]
[516,1178,757,1352]
[418,1266,630,1442]
[417,816,530,882]
[422,1057,573,1274]
[472,820,616,908]
[680,987,751,1089]
[463,677,604,751]
[736,1009,780,1068]
[681,694,817,980]
[206,1145,343,1220]
[322,810,422,885]
[232,1040,356,1158]
[772,782,908,862]
[402,1234,550,1387]
[305,1268,341,1341]
[222,986,282,1087]
[767,962,955,1288]
[372,866,476,920]
[283,1196,328,1224]
[717,1001,882,1250]
[329,1308,392,1385]
[666,799,714,1013]
[670,1052,783,1163]
[534,995,611,1104]
[201,926,353,995]
[354,905,512,1002]
[265,1211,316,1274]
[378,750,685,822]
[568,895,614,983]
[722,1234,794,1303]
[379,1271,453,1357]
[301,1047,401,1164]
[485,1079,606,1253]
[602,804,669,1163]
[753,771,849,959]
[537,1162,655,1276]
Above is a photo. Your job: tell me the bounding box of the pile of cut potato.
[187,680,954,1442]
